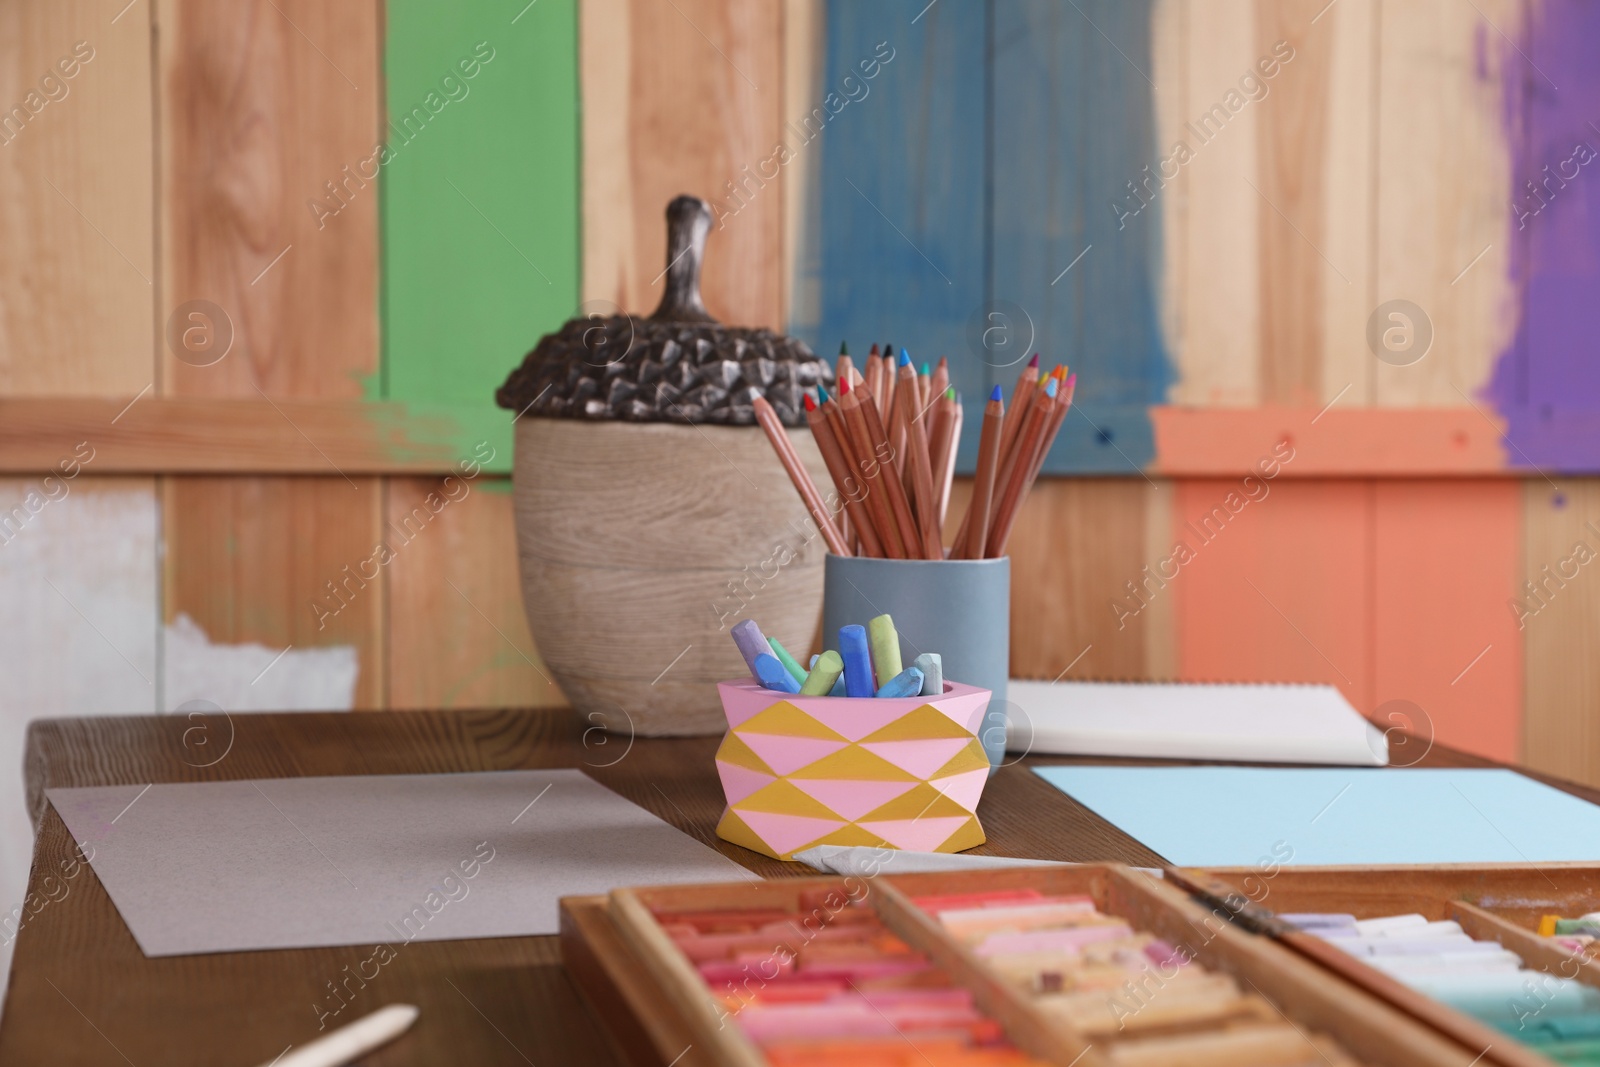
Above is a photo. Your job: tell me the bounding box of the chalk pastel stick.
[768,637,808,684]
[875,667,923,699]
[867,614,902,685]
[828,673,846,697]
[911,652,942,695]
[754,653,801,694]
[801,650,844,696]
[730,619,770,680]
[839,625,875,698]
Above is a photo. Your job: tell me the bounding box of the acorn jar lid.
[495,195,831,426]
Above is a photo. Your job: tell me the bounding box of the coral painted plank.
[1372,481,1522,763]
[159,0,385,707]
[992,0,1172,473]
[809,0,985,459]
[1173,479,1372,709]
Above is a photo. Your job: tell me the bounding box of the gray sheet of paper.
[47,769,755,957]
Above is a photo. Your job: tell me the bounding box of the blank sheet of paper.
[48,769,755,957]
[1033,766,1600,866]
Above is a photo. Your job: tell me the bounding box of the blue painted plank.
[806,0,989,465]
[991,0,1173,474]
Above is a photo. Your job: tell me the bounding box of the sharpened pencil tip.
[1065,373,1077,388]
[920,362,931,376]
[898,349,911,367]
[1027,353,1040,368]
[838,340,848,355]
[839,376,851,395]
[803,391,816,412]
[946,386,957,400]
[1045,378,1059,398]
[989,384,1003,401]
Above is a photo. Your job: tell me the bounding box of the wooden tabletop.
[6,708,1595,1066]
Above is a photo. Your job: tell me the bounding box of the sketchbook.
[1005,680,1390,766]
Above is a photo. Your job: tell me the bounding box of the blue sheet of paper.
[1033,766,1600,866]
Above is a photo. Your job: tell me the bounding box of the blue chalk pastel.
[911,653,943,696]
[829,674,846,697]
[809,654,820,668]
[876,667,924,698]
[754,652,801,694]
[730,619,769,680]
[838,624,875,698]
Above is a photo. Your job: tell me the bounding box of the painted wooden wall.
[4,0,1600,882]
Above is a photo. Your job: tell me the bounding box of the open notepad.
[1005,680,1390,766]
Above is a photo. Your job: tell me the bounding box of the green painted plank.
[381,0,579,453]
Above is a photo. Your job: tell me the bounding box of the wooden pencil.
[856,382,924,559]
[983,377,1055,558]
[928,385,960,531]
[895,358,944,559]
[752,396,850,556]
[879,342,896,422]
[957,386,1004,559]
[988,373,1072,558]
[916,361,932,436]
[940,389,962,528]
[807,390,884,558]
[835,349,854,390]
[838,378,907,559]
[997,353,1040,463]
[930,357,950,415]
[863,345,883,413]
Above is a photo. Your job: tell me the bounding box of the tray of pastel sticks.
[559,864,1480,1067]
[1177,863,1600,1067]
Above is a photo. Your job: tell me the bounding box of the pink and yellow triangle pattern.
[713,679,993,860]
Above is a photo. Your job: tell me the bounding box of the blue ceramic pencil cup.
[821,554,1011,774]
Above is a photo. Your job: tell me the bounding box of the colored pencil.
[928,387,958,532]
[895,355,944,559]
[955,386,1003,560]
[879,341,896,421]
[856,380,924,559]
[835,341,853,390]
[987,373,1072,558]
[942,391,963,527]
[983,377,1055,558]
[806,390,884,558]
[838,378,907,559]
[752,396,850,557]
[863,344,883,414]
[916,361,932,432]
[930,357,950,418]
[997,353,1040,463]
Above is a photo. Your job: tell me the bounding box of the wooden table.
[5,708,1596,1065]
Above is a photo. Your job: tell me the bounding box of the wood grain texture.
[3,709,1575,1065]
[0,398,512,473]
[1372,481,1522,763]
[1522,480,1600,788]
[157,0,379,397]
[580,0,785,326]
[0,0,154,396]
[386,477,564,711]
[157,0,385,708]
[162,476,385,708]
[1373,0,1515,406]
[1165,0,1261,407]
[1006,479,1164,683]
[1254,0,1337,406]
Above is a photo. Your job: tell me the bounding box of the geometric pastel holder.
[713,679,993,861]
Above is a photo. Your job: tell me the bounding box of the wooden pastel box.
[1191,863,1600,1067]
[559,864,1481,1067]
[712,679,993,860]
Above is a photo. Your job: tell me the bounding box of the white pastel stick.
[1354,913,1428,935]
[259,1004,419,1067]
